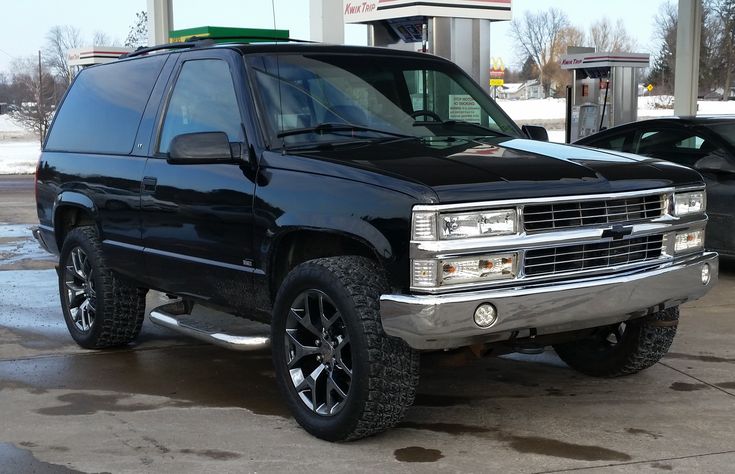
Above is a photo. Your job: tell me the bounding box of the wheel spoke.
[286,330,320,368]
[308,364,327,410]
[284,289,352,417]
[71,249,86,279]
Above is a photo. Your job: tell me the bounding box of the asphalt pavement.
[1,174,735,473]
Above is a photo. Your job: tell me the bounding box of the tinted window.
[635,127,719,168]
[708,123,735,149]
[158,59,242,153]
[585,133,631,152]
[45,55,166,154]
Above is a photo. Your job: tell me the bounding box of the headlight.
[674,229,704,253]
[412,208,518,240]
[411,253,517,288]
[673,191,705,216]
[441,253,517,284]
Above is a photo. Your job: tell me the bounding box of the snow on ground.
[0,224,55,269]
[0,115,25,134]
[497,96,735,124]
[0,140,39,174]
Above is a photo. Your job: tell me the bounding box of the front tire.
[271,256,419,441]
[553,307,679,377]
[59,226,147,349]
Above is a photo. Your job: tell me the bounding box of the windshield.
[246,53,521,148]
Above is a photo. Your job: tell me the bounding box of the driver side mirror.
[522,125,549,142]
[694,153,735,175]
[168,132,241,164]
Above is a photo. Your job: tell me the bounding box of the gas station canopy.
[168,26,290,43]
[560,52,650,71]
[68,47,134,66]
[343,0,511,23]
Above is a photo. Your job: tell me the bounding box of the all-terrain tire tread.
[554,307,679,378]
[63,227,147,348]
[279,256,419,441]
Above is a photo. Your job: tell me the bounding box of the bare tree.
[511,8,570,97]
[648,2,678,94]
[44,25,83,86]
[707,0,735,99]
[93,31,111,46]
[8,56,57,144]
[589,18,636,52]
[125,11,149,48]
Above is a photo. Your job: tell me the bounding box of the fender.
[52,191,99,233]
[273,213,393,261]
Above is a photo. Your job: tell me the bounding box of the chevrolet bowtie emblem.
[601,224,633,240]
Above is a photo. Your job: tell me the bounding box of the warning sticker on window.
[448,94,481,123]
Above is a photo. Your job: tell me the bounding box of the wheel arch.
[269,228,386,303]
[53,192,99,249]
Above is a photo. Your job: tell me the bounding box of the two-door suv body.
[34,40,717,441]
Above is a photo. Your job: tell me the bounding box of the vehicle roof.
[119,41,451,64]
[630,115,735,125]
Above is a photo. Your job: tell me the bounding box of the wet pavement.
[2,175,735,473]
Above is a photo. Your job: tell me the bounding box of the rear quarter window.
[45,55,166,154]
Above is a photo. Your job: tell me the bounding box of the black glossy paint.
[36,43,707,321]
[577,117,735,256]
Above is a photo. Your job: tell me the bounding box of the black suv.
[34,40,717,441]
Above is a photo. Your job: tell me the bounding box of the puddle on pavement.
[650,462,674,470]
[394,446,444,463]
[397,421,632,462]
[0,345,289,418]
[669,382,709,392]
[179,448,241,461]
[665,352,735,364]
[506,435,632,462]
[0,442,82,473]
[37,392,191,416]
[626,428,662,439]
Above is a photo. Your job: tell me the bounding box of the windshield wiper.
[277,122,413,139]
[414,119,513,138]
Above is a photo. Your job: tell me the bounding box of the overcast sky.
[0,0,668,73]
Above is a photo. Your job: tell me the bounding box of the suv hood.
[294,137,703,203]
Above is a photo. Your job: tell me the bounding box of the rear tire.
[553,307,679,377]
[59,226,147,349]
[271,256,419,441]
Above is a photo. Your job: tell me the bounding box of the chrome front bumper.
[380,252,718,350]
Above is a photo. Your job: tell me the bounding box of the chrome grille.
[524,234,664,277]
[523,194,665,232]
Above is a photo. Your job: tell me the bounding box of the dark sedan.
[576,116,735,257]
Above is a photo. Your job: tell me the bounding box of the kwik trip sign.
[343,0,513,23]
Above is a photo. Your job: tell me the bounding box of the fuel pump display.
[560,52,649,142]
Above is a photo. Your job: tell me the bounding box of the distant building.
[498,80,543,100]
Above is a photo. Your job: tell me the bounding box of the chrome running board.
[149,302,270,351]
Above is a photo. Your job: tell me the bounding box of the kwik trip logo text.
[344,1,377,15]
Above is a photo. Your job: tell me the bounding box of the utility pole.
[37,50,44,144]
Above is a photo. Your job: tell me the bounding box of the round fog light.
[474,303,498,328]
[701,263,711,285]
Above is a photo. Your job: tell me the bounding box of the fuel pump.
[560,52,649,143]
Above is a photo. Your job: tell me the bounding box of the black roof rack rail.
[120,42,199,59]
[187,35,315,44]
[120,36,315,59]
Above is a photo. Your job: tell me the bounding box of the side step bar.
[149,302,270,351]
